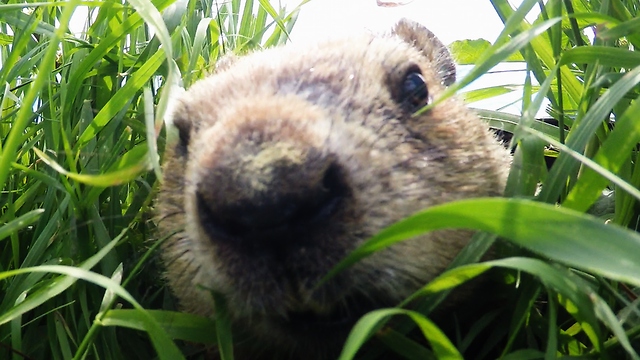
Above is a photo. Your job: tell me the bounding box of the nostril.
[314,163,348,220]
[292,163,348,225]
[196,160,350,250]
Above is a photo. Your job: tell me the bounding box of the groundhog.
[157,19,510,359]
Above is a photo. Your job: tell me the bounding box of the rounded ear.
[391,19,456,86]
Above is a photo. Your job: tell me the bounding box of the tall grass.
[2,0,640,359]
[0,0,301,359]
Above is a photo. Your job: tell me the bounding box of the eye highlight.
[401,70,429,110]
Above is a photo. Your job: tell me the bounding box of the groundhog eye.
[401,71,429,109]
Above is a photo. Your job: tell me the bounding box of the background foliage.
[1,0,640,359]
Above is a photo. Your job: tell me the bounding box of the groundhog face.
[158,19,509,356]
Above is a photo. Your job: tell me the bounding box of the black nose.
[195,148,349,253]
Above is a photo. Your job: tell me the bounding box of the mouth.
[285,310,355,332]
[273,292,386,335]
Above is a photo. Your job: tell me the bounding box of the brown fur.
[157,19,510,359]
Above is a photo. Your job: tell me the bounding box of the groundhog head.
[158,18,510,358]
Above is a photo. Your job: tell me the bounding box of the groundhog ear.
[172,114,192,150]
[392,19,456,87]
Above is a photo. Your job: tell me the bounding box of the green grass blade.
[475,109,561,140]
[33,147,149,187]
[257,0,290,42]
[491,0,584,107]
[0,209,44,243]
[432,17,562,109]
[563,93,640,211]
[101,309,217,345]
[538,65,640,204]
[213,292,234,360]
[0,228,124,326]
[411,256,638,358]
[461,86,517,103]
[186,17,215,87]
[75,50,165,148]
[376,329,435,360]
[599,16,640,44]
[0,0,79,193]
[0,264,184,360]
[61,0,176,125]
[338,308,462,360]
[559,46,640,69]
[323,198,640,288]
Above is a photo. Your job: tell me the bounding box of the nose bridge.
[190,93,350,254]
[221,92,326,145]
[240,142,325,195]
[212,97,329,189]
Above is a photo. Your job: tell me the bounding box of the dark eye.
[401,71,429,110]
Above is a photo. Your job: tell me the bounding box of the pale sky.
[285,0,512,45]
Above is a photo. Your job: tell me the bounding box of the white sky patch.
[68,6,96,37]
[284,0,518,44]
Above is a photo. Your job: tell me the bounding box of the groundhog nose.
[195,148,350,251]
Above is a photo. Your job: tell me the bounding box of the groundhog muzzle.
[158,18,510,358]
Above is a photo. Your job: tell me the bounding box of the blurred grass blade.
[101,309,217,345]
[213,292,234,360]
[522,122,640,206]
[450,38,524,64]
[0,264,184,360]
[559,46,640,68]
[0,228,125,326]
[412,256,637,358]
[376,329,434,359]
[98,263,124,314]
[33,147,149,187]
[186,17,215,86]
[563,92,640,211]
[75,49,165,149]
[323,198,640,288]
[598,16,640,41]
[475,109,560,140]
[143,85,163,184]
[127,0,175,54]
[61,0,176,126]
[124,0,181,180]
[338,308,462,360]
[538,65,640,204]
[257,0,292,42]
[491,0,584,107]
[0,209,44,243]
[0,0,80,193]
[433,16,561,107]
[461,86,517,103]
[414,258,601,352]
